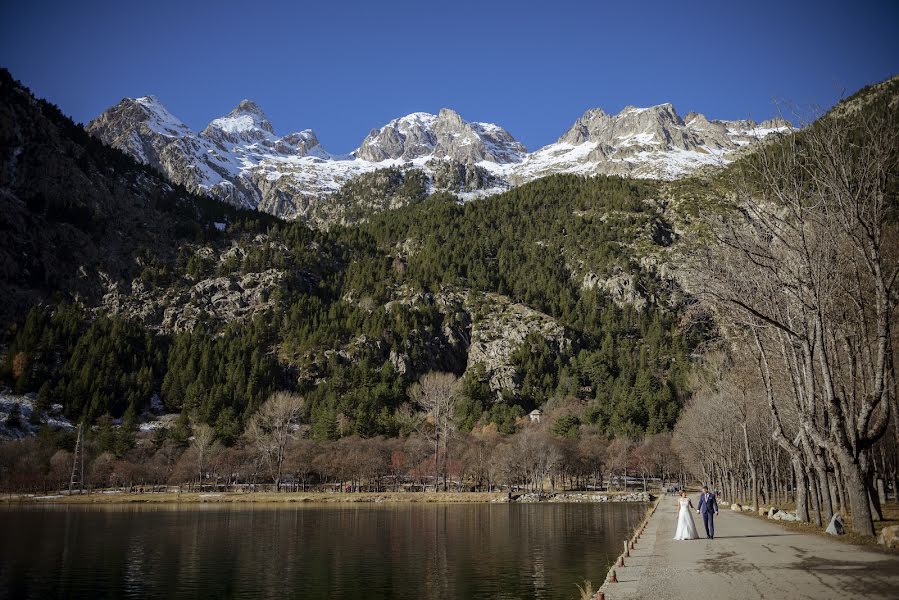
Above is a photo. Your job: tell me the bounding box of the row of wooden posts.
[596,497,658,599]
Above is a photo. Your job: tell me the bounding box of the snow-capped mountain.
[356,108,527,164]
[498,104,792,182]
[201,100,321,154]
[87,97,791,223]
[88,100,521,219]
[87,96,331,216]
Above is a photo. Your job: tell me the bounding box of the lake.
[0,502,647,599]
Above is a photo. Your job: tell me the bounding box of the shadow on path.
[712,533,801,539]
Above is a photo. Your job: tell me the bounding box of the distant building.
[528,409,543,424]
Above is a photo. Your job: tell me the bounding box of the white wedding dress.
[674,497,699,540]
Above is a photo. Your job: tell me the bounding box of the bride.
[673,490,700,540]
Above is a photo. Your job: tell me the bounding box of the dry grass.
[575,579,594,600]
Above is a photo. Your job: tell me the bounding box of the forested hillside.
[0,68,275,325]
[3,66,896,531]
[0,68,697,456]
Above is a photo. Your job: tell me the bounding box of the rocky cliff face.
[102,265,286,334]
[87,96,329,214]
[98,232,310,334]
[88,100,516,221]
[88,96,791,225]
[356,108,527,164]
[510,103,792,182]
[465,292,571,396]
[0,69,254,326]
[381,287,572,398]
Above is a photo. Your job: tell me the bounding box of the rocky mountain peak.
[759,117,792,130]
[684,111,707,125]
[559,103,693,147]
[110,96,191,136]
[87,89,795,223]
[620,103,684,127]
[233,99,266,116]
[557,102,706,152]
[583,107,608,120]
[557,108,611,144]
[683,111,727,134]
[86,95,194,165]
[355,109,525,164]
[202,99,275,143]
[519,101,794,184]
[133,95,167,112]
[437,107,465,129]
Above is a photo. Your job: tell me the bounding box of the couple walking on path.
[674,486,718,540]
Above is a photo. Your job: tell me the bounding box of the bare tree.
[284,438,317,492]
[192,424,217,490]
[577,434,607,490]
[408,372,460,491]
[680,100,898,535]
[606,437,633,491]
[462,432,500,491]
[247,391,305,491]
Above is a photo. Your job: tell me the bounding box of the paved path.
[598,495,899,600]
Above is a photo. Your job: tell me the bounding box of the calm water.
[0,502,646,600]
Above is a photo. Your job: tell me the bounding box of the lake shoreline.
[2,490,655,505]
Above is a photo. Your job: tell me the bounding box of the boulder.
[771,511,799,522]
[825,513,845,536]
[767,507,779,518]
[730,503,742,512]
[877,525,899,549]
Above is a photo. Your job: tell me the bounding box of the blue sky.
[2,0,897,153]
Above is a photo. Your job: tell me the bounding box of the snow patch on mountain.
[88,97,792,222]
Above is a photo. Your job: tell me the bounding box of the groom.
[696,486,719,539]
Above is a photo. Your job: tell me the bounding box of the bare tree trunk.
[793,457,810,523]
[827,471,839,515]
[741,424,759,512]
[812,473,824,526]
[813,463,833,524]
[838,454,876,537]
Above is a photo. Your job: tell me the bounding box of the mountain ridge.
[87,95,792,224]
[2,66,896,459]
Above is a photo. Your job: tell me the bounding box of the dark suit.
[697,492,718,538]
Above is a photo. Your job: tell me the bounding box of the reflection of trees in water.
[1,504,648,599]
